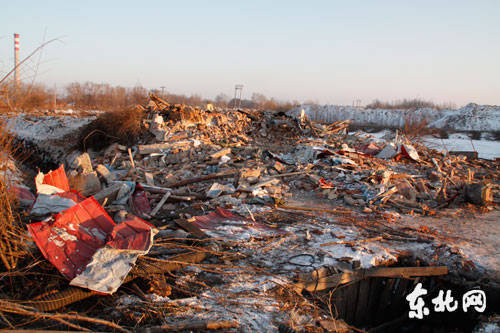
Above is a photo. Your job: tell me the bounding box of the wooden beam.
[294,266,448,293]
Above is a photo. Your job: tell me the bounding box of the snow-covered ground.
[288,103,500,132]
[4,114,93,141]
[1,114,94,167]
[111,206,499,332]
[356,130,500,160]
[423,136,499,160]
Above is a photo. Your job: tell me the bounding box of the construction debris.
[0,94,498,331]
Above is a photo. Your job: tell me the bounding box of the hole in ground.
[311,258,499,332]
[12,138,59,173]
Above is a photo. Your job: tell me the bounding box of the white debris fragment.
[30,194,77,216]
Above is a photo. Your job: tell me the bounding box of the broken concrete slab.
[207,183,236,198]
[67,151,93,174]
[72,171,102,197]
[465,183,493,206]
[376,143,398,159]
[95,164,115,183]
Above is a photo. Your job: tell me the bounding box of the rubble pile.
[107,94,497,219]
[1,94,498,331]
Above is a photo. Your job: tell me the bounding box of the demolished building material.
[2,94,499,331]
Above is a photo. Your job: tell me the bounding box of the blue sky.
[1,1,499,105]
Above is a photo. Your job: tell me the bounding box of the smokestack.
[14,33,20,88]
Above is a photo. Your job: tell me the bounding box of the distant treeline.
[1,81,300,112]
[1,81,456,112]
[366,98,456,110]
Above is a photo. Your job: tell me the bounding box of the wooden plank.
[366,277,383,327]
[140,320,239,332]
[449,151,478,159]
[175,219,208,239]
[364,266,448,278]
[137,141,191,154]
[375,278,396,324]
[295,271,356,293]
[165,169,237,188]
[150,191,171,216]
[127,148,136,169]
[294,266,448,293]
[388,278,410,319]
[332,286,347,321]
[92,182,123,204]
[354,278,371,327]
[320,236,383,247]
[344,281,359,325]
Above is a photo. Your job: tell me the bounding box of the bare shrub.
[366,98,456,110]
[250,92,298,111]
[471,131,481,140]
[77,106,145,150]
[438,101,457,110]
[402,115,437,140]
[0,83,52,112]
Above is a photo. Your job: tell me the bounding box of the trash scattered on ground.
[0,94,498,331]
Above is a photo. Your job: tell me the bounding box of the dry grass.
[0,121,29,270]
[77,106,146,150]
[0,299,130,332]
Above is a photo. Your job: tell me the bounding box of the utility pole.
[14,33,20,88]
[233,84,243,109]
[53,83,57,111]
[160,86,166,97]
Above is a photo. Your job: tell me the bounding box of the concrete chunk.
[95,164,115,183]
[67,151,93,173]
[93,182,125,204]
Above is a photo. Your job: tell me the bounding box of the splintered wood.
[295,266,449,293]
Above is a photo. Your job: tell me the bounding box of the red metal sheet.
[42,164,70,192]
[130,184,152,216]
[28,195,156,283]
[55,190,86,203]
[107,216,155,251]
[192,207,248,230]
[356,142,382,155]
[191,207,281,234]
[28,196,115,280]
[319,177,334,189]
